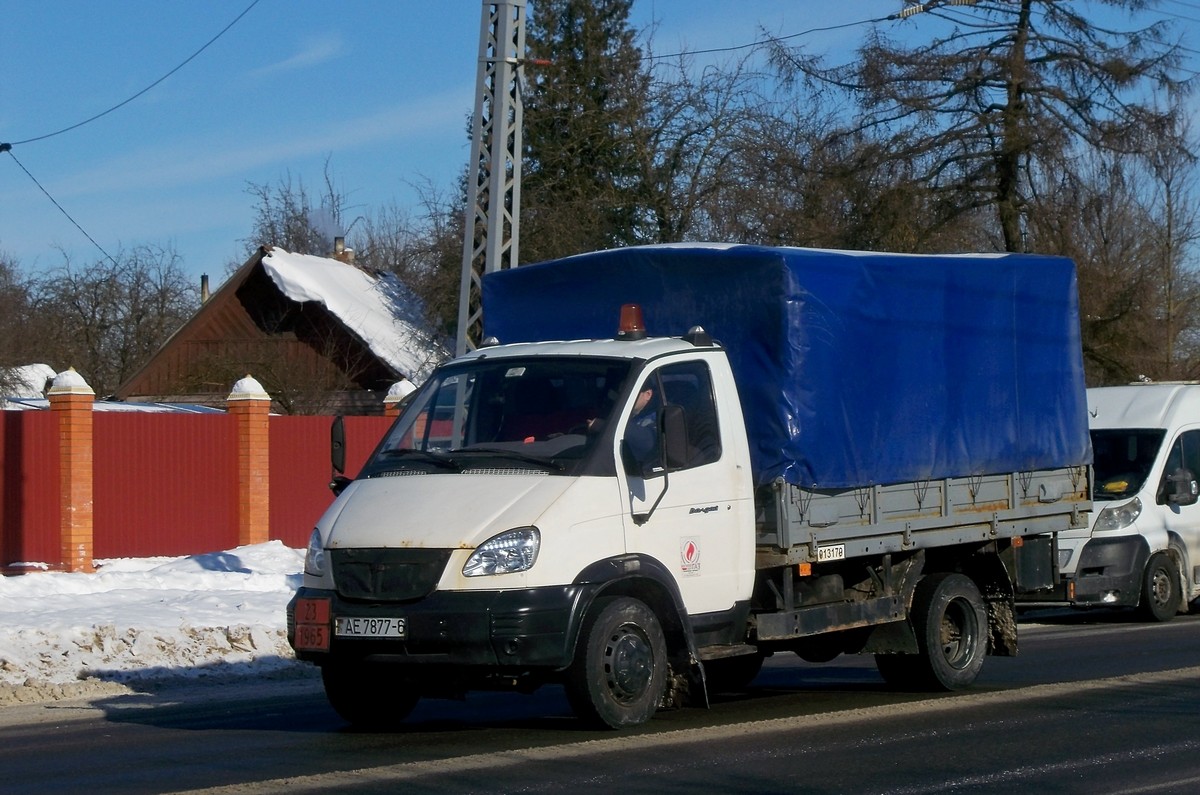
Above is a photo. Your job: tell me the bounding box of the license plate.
[817,544,846,562]
[335,616,407,638]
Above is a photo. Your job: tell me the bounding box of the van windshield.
[1090,428,1166,500]
[362,357,632,477]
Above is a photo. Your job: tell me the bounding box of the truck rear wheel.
[875,572,987,691]
[322,662,419,730]
[565,596,668,728]
[1138,552,1182,622]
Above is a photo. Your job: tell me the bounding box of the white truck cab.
[1055,384,1200,620]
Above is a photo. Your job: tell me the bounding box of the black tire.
[321,662,419,730]
[875,572,987,691]
[1137,552,1181,622]
[704,652,765,693]
[565,596,668,729]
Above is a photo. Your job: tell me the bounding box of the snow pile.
[0,541,308,705]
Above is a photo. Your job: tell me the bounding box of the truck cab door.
[616,359,751,615]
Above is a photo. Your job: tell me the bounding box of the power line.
[0,0,263,268]
[646,16,888,61]
[4,0,262,148]
[2,147,117,267]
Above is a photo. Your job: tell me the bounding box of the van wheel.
[322,662,419,730]
[565,596,668,728]
[875,572,987,691]
[1138,552,1181,622]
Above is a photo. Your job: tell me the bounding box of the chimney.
[200,274,210,304]
[332,236,355,265]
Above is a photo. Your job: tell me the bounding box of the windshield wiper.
[455,447,564,471]
[376,449,461,470]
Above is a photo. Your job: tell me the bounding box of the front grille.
[331,547,453,601]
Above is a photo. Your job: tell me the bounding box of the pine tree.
[521,0,651,262]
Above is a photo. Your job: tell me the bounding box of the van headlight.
[1094,497,1142,532]
[463,527,540,577]
[304,527,327,576]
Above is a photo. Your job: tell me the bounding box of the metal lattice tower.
[456,0,527,355]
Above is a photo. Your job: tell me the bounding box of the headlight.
[304,527,326,576]
[1094,497,1142,532]
[463,527,540,577]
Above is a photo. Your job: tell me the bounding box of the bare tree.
[1144,117,1200,378]
[356,179,463,341]
[239,159,354,265]
[1026,152,1165,384]
[632,53,767,244]
[29,245,196,397]
[0,251,39,395]
[768,0,1190,251]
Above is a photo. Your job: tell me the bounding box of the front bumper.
[1064,535,1150,608]
[287,584,595,670]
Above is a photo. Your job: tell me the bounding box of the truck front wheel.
[1138,552,1182,622]
[322,662,419,730]
[565,596,668,729]
[875,572,987,691]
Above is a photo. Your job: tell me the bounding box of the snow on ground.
[0,541,309,706]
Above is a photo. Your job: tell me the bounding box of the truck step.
[695,644,758,661]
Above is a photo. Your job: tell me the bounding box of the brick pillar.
[48,368,95,573]
[227,375,271,546]
[383,378,416,417]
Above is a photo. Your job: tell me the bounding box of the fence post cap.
[47,367,95,396]
[385,378,416,400]
[228,374,269,401]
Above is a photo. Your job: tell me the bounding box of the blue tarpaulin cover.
[482,244,1092,489]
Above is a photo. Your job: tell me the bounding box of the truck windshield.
[1091,428,1166,500]
[362,357,632,477]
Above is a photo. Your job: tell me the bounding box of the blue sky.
[2,1,1196,287]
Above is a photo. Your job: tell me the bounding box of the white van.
[1055,384,1200,620]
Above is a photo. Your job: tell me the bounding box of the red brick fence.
[1,371,397,572]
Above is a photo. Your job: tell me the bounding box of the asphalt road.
[3,609,1200,795]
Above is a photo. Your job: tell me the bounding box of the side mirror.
[330,415,349,495]
[661,404,690,471]
[331,415,346,475]
[1167,468,1198,506]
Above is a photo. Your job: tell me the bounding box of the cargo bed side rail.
[757,466,1091,566]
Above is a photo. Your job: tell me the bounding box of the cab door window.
[621,361,721,475]
[1158,429,1200,504]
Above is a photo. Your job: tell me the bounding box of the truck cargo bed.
[756,465,1090,567]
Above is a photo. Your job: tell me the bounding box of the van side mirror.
[1167,467,1198,506]
[661,404,690,471]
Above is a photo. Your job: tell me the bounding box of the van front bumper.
[1065,535,1150,608]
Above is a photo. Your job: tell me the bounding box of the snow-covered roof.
[261,248,446,382]
[2,363,56,398]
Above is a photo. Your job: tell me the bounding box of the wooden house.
[114,246,443,414]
